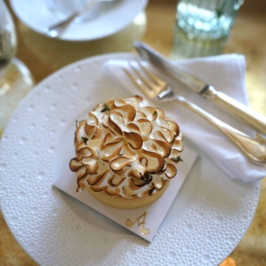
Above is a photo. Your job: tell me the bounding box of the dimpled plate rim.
[0,53,260,266]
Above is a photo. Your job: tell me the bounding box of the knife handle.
[202,86,266,134]
[175,95,266,165]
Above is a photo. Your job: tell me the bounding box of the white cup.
[46,0,89,18]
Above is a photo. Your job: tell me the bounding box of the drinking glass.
[0,0,16,65]
[170,0,244,60]
[0,0,34,136]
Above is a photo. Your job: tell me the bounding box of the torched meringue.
[69,96,184,199]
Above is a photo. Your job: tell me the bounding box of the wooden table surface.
[1,0,266,265]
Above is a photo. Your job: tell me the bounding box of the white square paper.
[53,147,198,242]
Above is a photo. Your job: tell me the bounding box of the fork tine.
[129,62,155,91]
[136,60,166,87]
[123,65,157,99]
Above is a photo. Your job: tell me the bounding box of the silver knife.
[134,41,266,134]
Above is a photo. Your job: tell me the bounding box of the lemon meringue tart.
[69,96,184,209]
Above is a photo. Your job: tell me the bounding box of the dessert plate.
[9,0,147,41]
[0,53,260,266]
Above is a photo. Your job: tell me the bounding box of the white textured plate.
[0,53,260,266]
[9,0,147,41]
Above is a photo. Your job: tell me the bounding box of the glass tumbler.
[0,0,34,136]
[0,0,16,65]
[170,0,244,60]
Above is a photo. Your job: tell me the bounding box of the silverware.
[134,41,266,135]
[123,61,266,165]
[45,0,115,38]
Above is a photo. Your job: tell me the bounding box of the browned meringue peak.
[111,95,143,110]
[139,150,165,173]
[154,107,165,119]
[172,138,184,152]
[111,104,136,124]
[141,106,157,121]
[164,163,177,179]
[108,174,126,187]
[81,157,98,173]
[69,95,184,198]
[101,137,123,161]
[87,170,109,186]
[149,130,168,142]
[87,112,98,126]
[142,139,170,158]
[151,175,164,189]
[133,119,152,138]
[77,147,95,158]
[124,131,143,150]
[108,113,123,136]
[135,111,147,120]
[169,149,182,160]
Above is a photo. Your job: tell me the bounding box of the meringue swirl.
[69,96,183,198]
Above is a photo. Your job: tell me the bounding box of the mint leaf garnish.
[171,156,183,162]
[101,104,110,112]
[81,137,88,145]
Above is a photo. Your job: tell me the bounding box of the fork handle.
[175,95,266,164]
[202,86,266,134]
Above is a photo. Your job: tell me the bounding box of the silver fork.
[123,62,266,165]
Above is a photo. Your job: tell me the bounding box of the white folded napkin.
[105,54,266,182]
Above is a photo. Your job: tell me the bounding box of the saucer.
[10,0,148,41]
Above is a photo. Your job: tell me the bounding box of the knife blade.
[134,41,266,134]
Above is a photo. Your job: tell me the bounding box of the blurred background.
[4,0,266,114]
